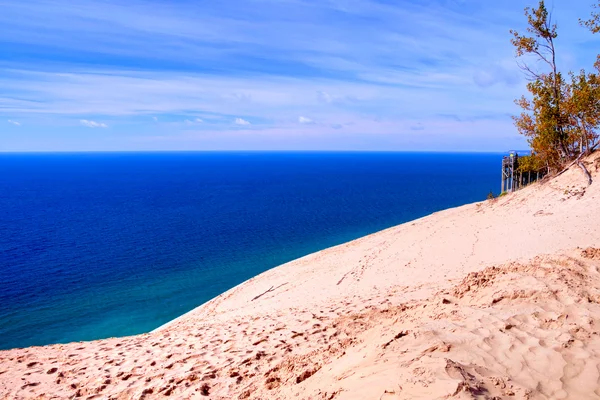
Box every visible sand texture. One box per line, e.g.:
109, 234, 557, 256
1, 152, 600, 400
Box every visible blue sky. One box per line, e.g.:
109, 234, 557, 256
1, 0, 599, 152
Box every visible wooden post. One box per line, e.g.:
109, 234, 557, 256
520, 171, 522, 190
510, 157, 514, 192
501, 162, 504, 194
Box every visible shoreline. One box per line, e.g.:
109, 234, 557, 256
152, 211, 439, 334
2, 151, 599, 399
0, 151, 502, 351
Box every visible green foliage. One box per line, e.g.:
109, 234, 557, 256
511, 1, 600, 171
510, 1, 557, 64
517, 154, 546, 172
581, 1, 600, 34
513, 73, 568, 169
566, 70, 600, 154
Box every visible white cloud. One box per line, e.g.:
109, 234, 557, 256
0, 0, 547, 151
8, 119, 21, 126
0, 70, 522, 130
80, 119, 108, 128
234, 117, 250, 125
317, 91, 333, 104
185, 118, 204, 125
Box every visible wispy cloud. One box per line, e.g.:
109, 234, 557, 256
80, 119, 108, 128
8, 120, 21, 126
1, 0, 597, 151
234, 117, 250, 126
317, 91, 334, 104
473, 61, 521, 88
184, 118, 204, 125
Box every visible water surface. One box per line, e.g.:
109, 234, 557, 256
0, 152, 500, 349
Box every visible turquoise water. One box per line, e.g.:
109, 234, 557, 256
0, 152, 500, 350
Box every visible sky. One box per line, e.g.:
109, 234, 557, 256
1, 0, 599, 152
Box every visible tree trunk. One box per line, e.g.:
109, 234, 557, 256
578, 161, 593, 186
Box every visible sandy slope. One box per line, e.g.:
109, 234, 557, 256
1, 152, 600, 400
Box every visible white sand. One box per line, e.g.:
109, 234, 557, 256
1, 152, 600, 399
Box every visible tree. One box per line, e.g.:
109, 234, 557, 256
581, 1, 600, 34
513, 73, 567, 169
517, 153, 545, 173
565, 70, 600, 154
510, 1, 559, 81
576, 1, 600, 154
511, 1, 571, 166
511, 1, 600, 177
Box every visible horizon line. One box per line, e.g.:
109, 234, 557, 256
0, 149, 529, 155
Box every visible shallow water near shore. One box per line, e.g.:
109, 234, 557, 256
0, 151, 500, 350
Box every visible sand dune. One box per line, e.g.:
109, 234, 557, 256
1, 152, 600, 400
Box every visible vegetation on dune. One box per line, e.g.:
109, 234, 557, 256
516, 153, 545, 173
511, 1, 600, 181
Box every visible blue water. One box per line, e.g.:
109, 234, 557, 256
0, 152, 500, 350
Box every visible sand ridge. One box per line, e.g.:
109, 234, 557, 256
3, 249, 600, 399
1, 152, 600, 399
